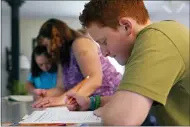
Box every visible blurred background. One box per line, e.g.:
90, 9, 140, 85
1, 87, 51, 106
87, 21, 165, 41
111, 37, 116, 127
1, 0, 189, 96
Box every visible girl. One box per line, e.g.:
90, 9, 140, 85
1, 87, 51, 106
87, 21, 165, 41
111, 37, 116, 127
26, 45, 57, 95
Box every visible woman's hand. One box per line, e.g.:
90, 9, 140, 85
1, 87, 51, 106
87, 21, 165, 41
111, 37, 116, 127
65, 92, 90, 111
32, 95, 67, 108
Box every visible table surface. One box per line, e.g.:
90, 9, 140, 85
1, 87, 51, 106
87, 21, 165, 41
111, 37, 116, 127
1, 99, 35, 124
1, 99, 102, 126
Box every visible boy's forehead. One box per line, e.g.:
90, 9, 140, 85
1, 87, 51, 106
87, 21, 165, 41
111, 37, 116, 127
87, 24, 105, 41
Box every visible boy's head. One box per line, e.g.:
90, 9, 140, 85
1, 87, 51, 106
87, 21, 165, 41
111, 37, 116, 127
79, 0, 150, 65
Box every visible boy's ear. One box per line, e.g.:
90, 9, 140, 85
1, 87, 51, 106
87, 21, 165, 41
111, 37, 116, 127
118, 17, 132, 36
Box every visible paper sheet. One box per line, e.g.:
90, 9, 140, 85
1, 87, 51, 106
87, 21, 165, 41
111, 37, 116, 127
45, 106, 69, 112
19, 107, 101, 124
7, 95, 33, 102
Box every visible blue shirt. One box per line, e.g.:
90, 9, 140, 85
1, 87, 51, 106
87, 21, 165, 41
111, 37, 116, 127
27, 72, 57, 89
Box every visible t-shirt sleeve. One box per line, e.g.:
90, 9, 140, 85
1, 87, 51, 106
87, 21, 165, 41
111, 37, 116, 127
27, 72, 34, 83
118, 29, 185, 105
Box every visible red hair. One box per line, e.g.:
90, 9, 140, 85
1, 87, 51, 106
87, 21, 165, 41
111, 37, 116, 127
79, 0, 150, 29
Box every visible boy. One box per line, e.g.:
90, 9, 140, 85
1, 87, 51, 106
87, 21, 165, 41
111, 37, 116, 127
66, 0, 189, 125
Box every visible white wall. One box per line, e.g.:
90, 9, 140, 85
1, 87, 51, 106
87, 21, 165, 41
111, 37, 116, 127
1, 2, 11, 96
150, 13, 189, 27
20, 17, 82, 60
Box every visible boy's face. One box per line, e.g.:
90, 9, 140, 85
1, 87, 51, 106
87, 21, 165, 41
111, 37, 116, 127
87, 22, 134, 65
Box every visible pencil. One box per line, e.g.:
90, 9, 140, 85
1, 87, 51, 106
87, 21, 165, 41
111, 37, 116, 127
67, 76, 89, 104
16, 123, 75, 126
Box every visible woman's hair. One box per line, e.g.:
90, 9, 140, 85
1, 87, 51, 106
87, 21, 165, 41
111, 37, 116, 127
31, 45, 57, 77
36, 18, 81, 66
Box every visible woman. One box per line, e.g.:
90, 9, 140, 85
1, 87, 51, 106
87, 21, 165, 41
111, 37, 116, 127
32, 18, 122, 108
26, 45, 57, 96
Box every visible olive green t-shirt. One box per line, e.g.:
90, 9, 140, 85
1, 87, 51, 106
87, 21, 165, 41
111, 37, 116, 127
119, 20, 189, 125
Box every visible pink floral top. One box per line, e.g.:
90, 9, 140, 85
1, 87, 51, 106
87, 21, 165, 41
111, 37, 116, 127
62, 45, 122, 96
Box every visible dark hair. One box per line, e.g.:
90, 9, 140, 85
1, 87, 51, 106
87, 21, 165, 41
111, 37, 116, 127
31, 45, 57, 77
79, 0, 149, 29
36, 18, 81, 66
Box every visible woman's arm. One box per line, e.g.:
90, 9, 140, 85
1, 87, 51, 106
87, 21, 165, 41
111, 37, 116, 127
68, 37, 103, 97
45, 64, 65, 97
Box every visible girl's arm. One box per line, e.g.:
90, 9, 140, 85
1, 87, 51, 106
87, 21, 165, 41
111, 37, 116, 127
26, 73, 36, 94
26, 82, 35, 94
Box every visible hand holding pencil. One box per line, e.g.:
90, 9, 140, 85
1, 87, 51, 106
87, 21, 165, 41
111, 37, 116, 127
65, 90, 91, 111
66, 76, 89, 105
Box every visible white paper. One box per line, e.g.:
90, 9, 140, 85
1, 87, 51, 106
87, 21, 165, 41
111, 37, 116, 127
8, 95, 33, 102
22, 114, 29, 120
19, 107, 102, 124
45, 106, 69, 112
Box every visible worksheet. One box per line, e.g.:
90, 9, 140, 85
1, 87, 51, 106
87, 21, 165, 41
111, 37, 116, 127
19, 107, 102, 124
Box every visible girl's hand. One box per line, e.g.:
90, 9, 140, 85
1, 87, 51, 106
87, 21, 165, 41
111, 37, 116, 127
32, 89, 47, 100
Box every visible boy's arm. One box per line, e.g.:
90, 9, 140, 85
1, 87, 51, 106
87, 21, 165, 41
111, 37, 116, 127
95, 91, 153, 125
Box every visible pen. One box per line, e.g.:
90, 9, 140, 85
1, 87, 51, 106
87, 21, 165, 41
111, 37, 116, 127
67, 76, 89, 104
10, 122, 19, 126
